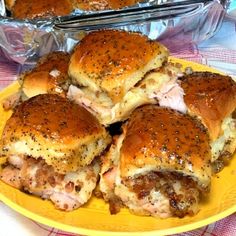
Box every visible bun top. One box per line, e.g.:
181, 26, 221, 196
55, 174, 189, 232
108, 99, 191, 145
12, 0, 73, 19
21, 52, 70, 99
13, 94, 102, 139
181, 72, 236, 140
69, 29, 168, 102
1, 94, 110, 173
34, 51, 70, 75
120, 105, 211, 190
74, 0, 140, 11
8, 0, 141, 18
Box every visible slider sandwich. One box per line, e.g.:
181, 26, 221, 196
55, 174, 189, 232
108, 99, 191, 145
180, 72, 236, 172
0, 94, 111, 211
68, 29, 185, 126
100, 105, 211, 218
20, 51, 71, 99
3, 51, 71, 110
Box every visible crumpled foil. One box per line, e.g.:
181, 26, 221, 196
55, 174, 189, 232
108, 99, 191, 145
0, 0, 234, 65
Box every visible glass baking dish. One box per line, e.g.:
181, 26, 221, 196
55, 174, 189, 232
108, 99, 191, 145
0, 0, 233, 64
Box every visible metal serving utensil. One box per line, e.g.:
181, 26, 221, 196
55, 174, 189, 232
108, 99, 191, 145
54, 0, 213, 31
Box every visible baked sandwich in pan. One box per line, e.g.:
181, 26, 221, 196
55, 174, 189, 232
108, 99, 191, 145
5, 0, 142, 19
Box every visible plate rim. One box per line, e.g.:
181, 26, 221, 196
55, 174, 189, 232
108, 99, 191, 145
0, 186, 235, 236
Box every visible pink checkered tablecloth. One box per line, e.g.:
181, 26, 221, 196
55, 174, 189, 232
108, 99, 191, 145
0, 15, 236, 236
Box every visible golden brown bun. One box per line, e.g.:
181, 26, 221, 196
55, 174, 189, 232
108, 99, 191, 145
120, 105, 212, 189
69, 29, 169, 103
0, 94, 111, 174
181, 72, 236, 141
21, 52, 71, 99
34, 51, 70, 75
5, 0, 15, 10
11, 0, 73, 19
73, 0, 140, 11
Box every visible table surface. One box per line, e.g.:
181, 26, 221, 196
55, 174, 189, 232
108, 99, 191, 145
0, 15, 236, 236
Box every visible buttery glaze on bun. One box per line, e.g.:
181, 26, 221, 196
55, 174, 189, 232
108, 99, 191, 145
7, 0, 141, 18
3, 52, 71, 111
68, 29, 186, 126
181, 72, 236, 140
21, 51, 71, 99
100, 105, 211, 218
73, 0, 141, 11
180, 72, 236, 169
5, 0, 15, 10
69, 29, 168, 102
1, 94, 111, 173
120, 106, 211, 185
11, 0, 73, 19
0, 94, 111, 211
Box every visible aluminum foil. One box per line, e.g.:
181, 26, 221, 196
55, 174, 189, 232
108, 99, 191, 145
0, 0, 234, 64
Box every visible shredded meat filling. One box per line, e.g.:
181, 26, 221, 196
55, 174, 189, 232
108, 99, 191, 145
124, 172, 204, 218
0, 155, 100, 211
108, 196, 123, 214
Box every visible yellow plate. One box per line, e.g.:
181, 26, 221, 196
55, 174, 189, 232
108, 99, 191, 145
0, 58, 235, 236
